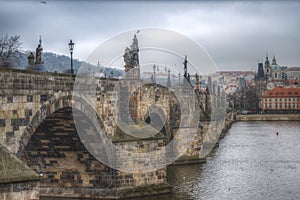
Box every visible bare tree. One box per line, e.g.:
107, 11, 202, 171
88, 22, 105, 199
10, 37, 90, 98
0, 34, 22, 67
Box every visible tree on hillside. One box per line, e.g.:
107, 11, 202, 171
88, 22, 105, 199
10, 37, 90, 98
245, 85, 259, 112
0, 34, 22, 67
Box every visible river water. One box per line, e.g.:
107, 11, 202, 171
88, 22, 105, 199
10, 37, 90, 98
164, 121, 300, 200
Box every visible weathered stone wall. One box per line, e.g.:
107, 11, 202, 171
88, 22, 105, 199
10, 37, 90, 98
22, 108, 115, 189
0, 181, 39, 200
114, 139, 167, 186
0, 68, 74, 154
0, 68, 119, 156
132, 84, 181, 138
22, 107, 170, 198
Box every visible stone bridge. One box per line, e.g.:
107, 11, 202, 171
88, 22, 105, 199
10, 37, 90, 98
0, 66, 231, 199
0, 67, 207, 199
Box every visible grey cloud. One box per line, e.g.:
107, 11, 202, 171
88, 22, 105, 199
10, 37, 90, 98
1, 1, 300, 70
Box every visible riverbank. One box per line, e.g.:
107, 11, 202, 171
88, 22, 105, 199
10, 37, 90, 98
236, 114, 300, 121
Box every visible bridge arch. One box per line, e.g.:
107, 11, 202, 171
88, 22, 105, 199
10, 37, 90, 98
16, 92, 107, 158
20, 106, 117, 191
16, 92, 73, 157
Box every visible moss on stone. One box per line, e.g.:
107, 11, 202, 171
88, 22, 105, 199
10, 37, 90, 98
0, 143, 39, 183
116, 183, 172, 198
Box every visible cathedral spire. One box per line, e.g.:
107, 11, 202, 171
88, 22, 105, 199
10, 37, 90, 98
265, 52, 270, 66
272, 54, 277, 65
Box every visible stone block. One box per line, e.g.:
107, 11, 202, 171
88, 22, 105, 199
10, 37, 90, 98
7, 96, 13, 103
0, 119, 5, 127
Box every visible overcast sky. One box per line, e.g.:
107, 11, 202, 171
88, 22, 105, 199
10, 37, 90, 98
1, 0, 300, 71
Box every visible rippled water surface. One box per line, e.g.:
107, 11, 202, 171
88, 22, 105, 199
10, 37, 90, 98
165, 121, 300, 200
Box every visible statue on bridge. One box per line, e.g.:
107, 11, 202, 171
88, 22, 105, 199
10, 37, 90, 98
123, 34, 140, 79
27, 51, 34, 66
35, 36, 44, 65
26, 36, 45, 71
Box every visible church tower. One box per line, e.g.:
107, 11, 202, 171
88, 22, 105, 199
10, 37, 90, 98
272, 54, 277, 65
264, 53, 270, 79
257, 62, 264, 78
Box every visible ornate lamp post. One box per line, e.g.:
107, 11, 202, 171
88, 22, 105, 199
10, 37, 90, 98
153, 64, 156, 83
68, 40, 75, 75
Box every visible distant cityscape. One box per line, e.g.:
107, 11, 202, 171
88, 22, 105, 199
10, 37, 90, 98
1, 36, 300, 114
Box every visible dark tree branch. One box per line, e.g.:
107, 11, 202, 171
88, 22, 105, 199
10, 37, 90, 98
0, 34, 22, 65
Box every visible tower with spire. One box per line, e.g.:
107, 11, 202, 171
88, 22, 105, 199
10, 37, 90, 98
272, 54, 277, 65
264, 53, 270, 79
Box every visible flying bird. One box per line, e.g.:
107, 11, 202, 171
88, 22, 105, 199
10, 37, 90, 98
40, 1, 47, 5
136, 30, 140, 34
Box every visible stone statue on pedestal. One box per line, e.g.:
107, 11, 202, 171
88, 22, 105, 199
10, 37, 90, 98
28, 51, 34, 66
35, 44, 43, 65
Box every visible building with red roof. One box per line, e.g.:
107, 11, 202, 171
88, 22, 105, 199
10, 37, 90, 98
262, 87, 300, 113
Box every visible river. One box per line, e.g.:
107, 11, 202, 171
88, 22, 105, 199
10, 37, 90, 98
163, 121, 300, 200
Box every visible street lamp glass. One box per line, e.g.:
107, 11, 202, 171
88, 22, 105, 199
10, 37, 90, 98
68, 40, 74, 53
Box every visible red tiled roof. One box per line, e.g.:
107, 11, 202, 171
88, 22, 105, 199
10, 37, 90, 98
262, 87, 300, 98
286, 67, 300, 72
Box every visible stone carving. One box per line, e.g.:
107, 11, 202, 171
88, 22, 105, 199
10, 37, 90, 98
35, 43, 43, 65
26, 37, 44, 71
123, 34, 139, 72
27, 51, 34, 65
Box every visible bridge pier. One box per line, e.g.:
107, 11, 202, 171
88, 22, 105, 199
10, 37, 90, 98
20, 107, 171, 199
